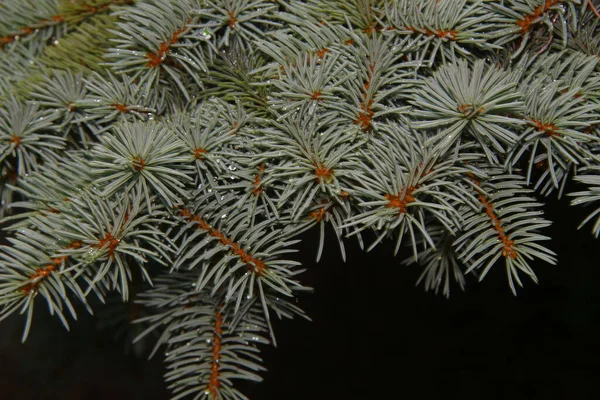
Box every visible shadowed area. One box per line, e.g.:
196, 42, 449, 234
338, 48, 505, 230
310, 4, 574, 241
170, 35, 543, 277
1, 190, 599, 400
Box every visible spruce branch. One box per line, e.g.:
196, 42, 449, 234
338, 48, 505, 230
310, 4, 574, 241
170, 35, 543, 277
106, 0, 210, 98
133, 271, 288, 400
198, 0, 280, 50
410, 59, 525, 163
489, 0, 582, 58
39, 189, 173, 301
505, 78, 600, 189
29, 70, 92, 146
174, 202, 308, 324
403, 228, 467, 298
76, 72, 160, 134
3, 152, 92, 224
0, 0, 133, 53
342, 133, 476, 258
0, 227, 90, 342
1, 1, 600, 398
197, 44, 271, 112
170, 104, 240, 190
266, 113, 365, 221
37, 12, 122, 74
0, 97, 64, 176
268, 51, 352, 118
588, 0, 600, 19
570, 165, 600, 236
384, 0, 500, 64
90, 121, 194, 208
454, 169, 556, 294
284, 195, 362, 262
0, 0, 63, 52
567, 10, 600, 58
213, 161, 283, 226
0, 42, 43, 104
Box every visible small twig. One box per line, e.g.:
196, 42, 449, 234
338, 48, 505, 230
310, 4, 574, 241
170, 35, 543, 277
589, 0, 600, 20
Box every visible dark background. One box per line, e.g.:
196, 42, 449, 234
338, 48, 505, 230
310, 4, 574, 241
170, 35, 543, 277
1, 191, 599, 400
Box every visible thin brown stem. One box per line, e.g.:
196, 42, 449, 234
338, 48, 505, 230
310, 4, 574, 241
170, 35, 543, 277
588, 0, 600, 20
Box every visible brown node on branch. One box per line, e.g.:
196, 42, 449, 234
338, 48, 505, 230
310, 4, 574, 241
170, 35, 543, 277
405, 26, 458, 40
429, 28, 458, 40
354, 99, 374, 131
466, 173, 518, 260
314, 164, 334, 183
111, 103, 128, 113
228, 11, 238, 28
131, 156, 146, 171
535, 158, 549, 170
252, 164, 265, 195
39, 206, 61, 217
0, 36, 15, 47
52, 241, 83, 266
194, 147, 207, 160
458, 104, 485, 119
516, 0, 561, 33
316, 48, 330, 58
145, 21, 190, 68
230, 121, 240, 134
584, 124, 597, 135
19, 265, 56, 294
560, 88, 584, 99
385, 187, 417, 214
531, 118, 559, 137
98, 232, 119, 257
207, 308, 223, 398
10, 134, 22, 148
354, 62, 376, 131
363, 22, 384, 35
309, 206, 327, 222
311, 91, 323, 101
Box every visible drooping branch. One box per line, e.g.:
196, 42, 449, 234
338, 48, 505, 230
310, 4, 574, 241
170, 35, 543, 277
179, 208, 268, 276
145, 20, 191, 68
19, 240, 83, 295
0, 0, 134, 51
467, 173, 517, 260
207, 307, 223, 399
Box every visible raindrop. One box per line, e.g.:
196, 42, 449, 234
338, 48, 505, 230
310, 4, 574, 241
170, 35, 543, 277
200, 29, 212, 40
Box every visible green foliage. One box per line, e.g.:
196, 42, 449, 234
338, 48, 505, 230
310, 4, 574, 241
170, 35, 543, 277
90, 121, 193, 206
0, 97, 64, 175
1, 0, 600, 399
411, 59, 525, 163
